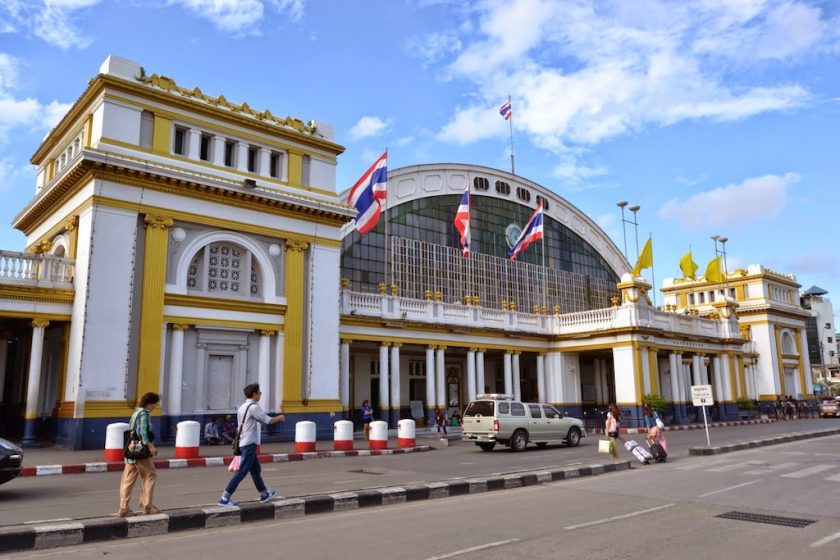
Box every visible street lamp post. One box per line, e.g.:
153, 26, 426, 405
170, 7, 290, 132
617, 201, 629, 259
629, 205, 641, 261
711, 235, 730, 295
617, 201, 641, 262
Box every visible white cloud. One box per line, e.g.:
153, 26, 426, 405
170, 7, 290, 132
407, 31, 463, 69
349, 116, 393, 140
394, 136, 414, 147
0, 0, 101, 49
659, 172, 800, 229
171, 0, 264, 33
430, 0, 833, 186
0, 53, 72, 141
0, 157, 32, 192
786, 255, 840, 276
270, 0, 304, 23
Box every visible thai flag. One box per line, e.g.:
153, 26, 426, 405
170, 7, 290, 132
347, 152, 387, 235
507, 202, 544, 260
499, 99, 512, 121
454, 187, 471, 257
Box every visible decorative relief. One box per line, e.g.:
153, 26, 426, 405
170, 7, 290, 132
144, 214, 174, 230
285, 240, 309, 253
31, 319, 50, 329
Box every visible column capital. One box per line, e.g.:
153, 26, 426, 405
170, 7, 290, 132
64, 215, 79, 232
391, 342, 402, 348
170, 323, 190, 332
285, 240, 309, 253
427, 345, 436, 351
381, 341, 391, 348
259, 329, 277, 337
144, 214, 174, 230
436, 345, 447, 351
505, 350, 513, 355
31, 319, 50, 329
468, 347, 478, 353
341, 338, 353, 345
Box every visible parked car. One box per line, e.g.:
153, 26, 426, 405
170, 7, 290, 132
819, 399, 840, 418
0, 438, 23, 485
461, 394, 586, 452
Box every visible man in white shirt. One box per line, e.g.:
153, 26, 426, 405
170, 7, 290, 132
218, 383, 285, 506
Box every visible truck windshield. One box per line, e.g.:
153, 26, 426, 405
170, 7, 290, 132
464, 401, 495, 417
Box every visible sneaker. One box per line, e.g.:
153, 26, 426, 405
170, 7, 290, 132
260, 490, 277, 503
217, 497, 238, 507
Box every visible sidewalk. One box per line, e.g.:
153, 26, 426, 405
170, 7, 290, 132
17, 427, 459, 477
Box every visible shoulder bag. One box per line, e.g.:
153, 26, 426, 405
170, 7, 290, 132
124, 410, 151, 460
231, 403, 255, 456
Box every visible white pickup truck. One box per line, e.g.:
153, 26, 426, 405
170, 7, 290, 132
461, 394, 586, 452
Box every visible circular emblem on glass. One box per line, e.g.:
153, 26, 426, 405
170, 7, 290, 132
505, 223, 522, 249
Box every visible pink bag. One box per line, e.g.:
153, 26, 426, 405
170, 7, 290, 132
227, 455, 241, 473
658, 435, 668, 454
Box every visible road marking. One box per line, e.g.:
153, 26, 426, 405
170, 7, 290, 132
823, 473, 840, 481
563, 503, 676, 530
743, 462, 800, 475
811, 531, 840, 548
707, 461, 765, 472
675, 459, 735, 470
23, 517, 72, 524
423, 539, 521, 560
697, 479, 762, 497
781, 465, 836, 479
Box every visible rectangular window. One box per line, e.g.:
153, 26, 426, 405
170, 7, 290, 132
301, 155, 311, 186
497, 402, 510, 415
200, 134, 212, 161
139, 110, 154, 150
247, 146, 258, 173
224, 141, 235, 167
269, 152, 282, 178
528, 404, 542, 418
510, 402, 526, 416
173, 126, 187, 155
542, 405, 561, 419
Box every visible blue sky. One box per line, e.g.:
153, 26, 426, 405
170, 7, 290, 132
1, 0, 839, 308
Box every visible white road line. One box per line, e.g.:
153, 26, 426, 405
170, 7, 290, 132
823, 473, 840, 482
675, 459, 735, 471
708, 461, 765, 473
743, 462, 801, 475
423, 539, 521, 560
811, 531, 840, 548
697, 480, 762, 497
563, 504, 676, 530
782, 465, 836, 479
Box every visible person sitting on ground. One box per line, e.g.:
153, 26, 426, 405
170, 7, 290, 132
204, 416, 222, 445
221, 415, 236, 444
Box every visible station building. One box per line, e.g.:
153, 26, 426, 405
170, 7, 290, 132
0, 56, 813, 449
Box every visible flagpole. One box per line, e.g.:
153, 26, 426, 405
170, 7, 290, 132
384, 148, 391, 292
649, 232, 656, 308
508, 95, 515, 175
468, 185, 473, 304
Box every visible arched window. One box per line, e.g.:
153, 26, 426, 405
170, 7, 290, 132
781, 331, 795, 354
187, 242, 261, 297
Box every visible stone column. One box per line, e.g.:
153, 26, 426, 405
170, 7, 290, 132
340, 339, 351, 412
425, 346, 436, 425
691, 354, 702, 386
503, 351, 513, 396
379, 343, 390, 425
435, 347, 446, 409
23, 319, 49, 446
640, 347, 651, 396
512, 352, 521, 401
669, 353, 681, 405
476, 350, 485, 396
712, 356, 723, 401
187, 129, 201, 160
258, 147, 271, 177
282, 240, 308, 409
258, 330, 275, 413
167, 323, 189, 417
235, 141, 248, 172
212, 135, 225, 166
466, 348, 477, 403
721, 355, 733, 402
390, 343, 401, 426
700, 356, 710, 386
537, 354, 546, 403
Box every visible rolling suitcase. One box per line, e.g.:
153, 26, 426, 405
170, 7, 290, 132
624, 439, 652, 464
647, 441, 667, 463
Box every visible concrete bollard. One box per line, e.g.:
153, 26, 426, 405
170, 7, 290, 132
333, 420, 354, 451
105, 422, 130, 462
369, 420, 388, 450
175, 420, 201, 458
295, 421, 317, 452
397, 419, 416, 448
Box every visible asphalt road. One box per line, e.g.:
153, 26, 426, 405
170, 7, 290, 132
0, 419, 836, 527
6, 434, 840, 559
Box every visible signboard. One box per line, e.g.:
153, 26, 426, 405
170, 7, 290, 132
691, 385, 714, 407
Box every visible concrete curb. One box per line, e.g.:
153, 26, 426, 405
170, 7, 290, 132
0, 460, 631, 553
590, 418, 777, 435
19, 445, 433, 478
688, 426, 840, 455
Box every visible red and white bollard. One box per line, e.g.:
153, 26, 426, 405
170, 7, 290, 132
105, 422, 130, 462
295, 421, 317, 452
397, 419, 416, 448
175, 420, 200, 458
369, 420, 388, 450
333, 420, 354, 451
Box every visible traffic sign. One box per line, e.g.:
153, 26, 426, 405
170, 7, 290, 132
691, 385, 714, 407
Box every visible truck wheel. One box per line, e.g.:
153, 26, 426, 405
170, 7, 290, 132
510, 429, 528, 452
478, 442, 496, 452
566, 427, 581, 447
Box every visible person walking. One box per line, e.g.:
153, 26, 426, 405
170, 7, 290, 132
117, 392, 161, 517
435, 407, 448, 438
218, 383, 284, 507
361, 399, 373, 440
605, 404, 621, 460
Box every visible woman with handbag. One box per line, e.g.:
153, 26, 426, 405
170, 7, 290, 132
117, 392, 161, 518
605, 404, 621, 460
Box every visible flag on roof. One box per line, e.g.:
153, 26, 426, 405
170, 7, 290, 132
347, 152, 387, 235
705, 256, 724, 283
454, 186, 471, 257
499, 99, 512, 121
507, 202, 543, 260
679, 250, 698, 280
631, 236, 653, 277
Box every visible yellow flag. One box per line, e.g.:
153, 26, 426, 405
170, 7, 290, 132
705, 256, 724, 283
680, 251, 698, 280
631, 236, 653, 276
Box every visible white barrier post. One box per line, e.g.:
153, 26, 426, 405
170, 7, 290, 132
105, 422, 130, 462
369, 420, 388, 450
175, 420, 200, 458
333, 420, 354, 451
397, 419, 416, 448
295, 421, 317, 452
